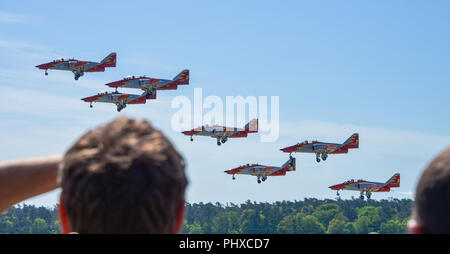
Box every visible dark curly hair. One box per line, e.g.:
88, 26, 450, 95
414, 146, 450, 234
59, 116, 188, 233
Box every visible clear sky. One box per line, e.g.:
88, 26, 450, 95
1, 0, 449, 207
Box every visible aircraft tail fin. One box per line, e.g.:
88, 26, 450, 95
282, 157, 296, 171
100, 52, 116, 67
244, 119, 258, 133
385, 173, 400, 188
343, 133, 359, 149
172, 69, 189, 85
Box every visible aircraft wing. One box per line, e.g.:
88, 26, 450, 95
366, 184, 384, 192
204, 127, 243, 138
329, 146, 349, 154
268, 168, 287, 176
313, 143, 339, 153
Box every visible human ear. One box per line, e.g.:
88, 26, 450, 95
407, 219, 424, 234
58, 193, 72, 234
172, 200, 186, 234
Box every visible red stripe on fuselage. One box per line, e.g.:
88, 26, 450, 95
81, 95, 101, 102
128, 96, 146, 104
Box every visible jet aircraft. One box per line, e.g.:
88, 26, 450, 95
81, 91, 147, 112
329, 173, 400, 200
105, 69, 189, 99
36, 52, 116, 80
224, 156, 296, 184
280, 133, 359, 162
182, 119, 258, 146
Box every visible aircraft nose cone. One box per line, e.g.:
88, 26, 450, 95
36, 63, 50, 69
106, 81, 119, 87
224, 169, 235, 174
280, 146, 293, 153
81, 95, 97, 102
329, 184, 342, 190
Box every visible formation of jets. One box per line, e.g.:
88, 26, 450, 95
226, 133, 360, 184
36, 53, 189, 112
221, 131, 399, 199
36, 52, 400, 200
81, 70, 190, 111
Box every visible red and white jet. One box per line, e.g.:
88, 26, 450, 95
182, 119, 258, 146
81, 91, 147, 112
225, 156, 296, 184
36, 52, 116, 80
105, 69, 189, 99
329, 173, 400, 200
280, 133, 359, 163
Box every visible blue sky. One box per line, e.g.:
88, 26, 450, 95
0, 1, 449, 207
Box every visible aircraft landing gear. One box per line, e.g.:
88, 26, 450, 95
216, 137, 221, 146
90, 103, 93, 108
45, 70, 48, 76
232, 175, 235, 180
144, 89, 155, 99
190, 136, 193, 142
257, 179, 261, 184
116, 103, 126, 112
257, 176, 262, 184
321, 153, 328, 161
366, 191, 372, 200
74, 71, 84, 80
316, 153, 321, 163
360, 191, 365, 200
221, 137, 228, 144
262, 176, 267, 182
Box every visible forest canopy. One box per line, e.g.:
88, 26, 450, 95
0, 198, 412, 234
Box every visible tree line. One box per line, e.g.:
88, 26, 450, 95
0, 198, 413, 234
0, 204, 60, 234
183, 198, 413, 234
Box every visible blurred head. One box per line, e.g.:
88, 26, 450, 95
408, 146, 450, 234
58, 116, 188, 234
